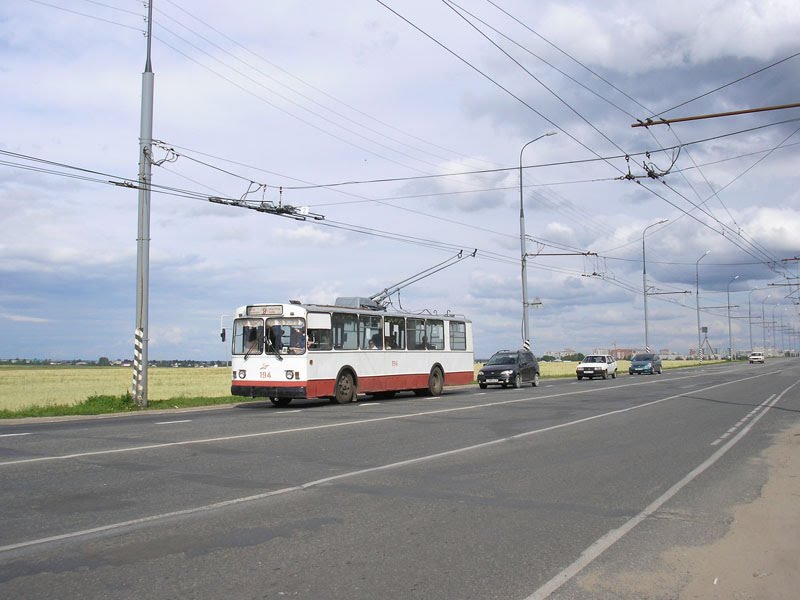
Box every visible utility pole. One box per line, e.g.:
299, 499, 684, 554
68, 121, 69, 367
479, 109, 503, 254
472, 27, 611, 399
133, 0, 154, 408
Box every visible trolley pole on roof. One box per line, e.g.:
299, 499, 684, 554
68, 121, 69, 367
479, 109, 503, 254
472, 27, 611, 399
133, 0, 155, 408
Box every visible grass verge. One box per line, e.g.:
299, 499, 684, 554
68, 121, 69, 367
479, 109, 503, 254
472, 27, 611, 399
0, 393, 246, 419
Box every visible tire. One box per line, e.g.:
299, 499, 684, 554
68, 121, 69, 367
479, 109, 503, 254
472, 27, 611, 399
416, 366, 444, 396
532, 372, 540, 387
512, 373, 522, 389
333, 371, 356, 404
428, 366, 444, 396
479, 383, 487, 389
602, 371, 608, 380
611, 372, 616, 379
577, 375, 583, 380
270, 397, 292, 407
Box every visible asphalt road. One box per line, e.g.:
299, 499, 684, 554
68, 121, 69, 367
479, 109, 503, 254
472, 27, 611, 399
1, 360, 798, 599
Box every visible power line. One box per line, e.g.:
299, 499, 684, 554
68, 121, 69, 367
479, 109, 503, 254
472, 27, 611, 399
647, 51, 800, 120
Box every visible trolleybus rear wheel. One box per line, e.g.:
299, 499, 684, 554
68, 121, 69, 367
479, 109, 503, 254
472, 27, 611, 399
270, 397, 292, 407
428, 366, 444, 396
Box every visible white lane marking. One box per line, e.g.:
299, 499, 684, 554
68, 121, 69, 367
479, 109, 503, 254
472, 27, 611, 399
711, 395, 775, 446
1, 375, 793, 556
0, 433, 32, 438
358, 403, 380, 407
523, 380, 798, 600
154, 420, 192, 425
0, 370, 778, 468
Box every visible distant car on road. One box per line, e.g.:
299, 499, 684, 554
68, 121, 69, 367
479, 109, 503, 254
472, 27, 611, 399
748, 351, 765, 364
477, 349, 540, 389
629, 353, 662, 375
576, 355, 617, 380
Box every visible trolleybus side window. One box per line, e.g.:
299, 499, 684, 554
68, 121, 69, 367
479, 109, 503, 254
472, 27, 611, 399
407, 318, 426, 349
425, 319, 444, 350
332, 313, 358, 350
233, 318, 264, 355
360, 314, 383, 349
307, 312, 332, 351
449, 321, 467, 351
384, 316, 405, 349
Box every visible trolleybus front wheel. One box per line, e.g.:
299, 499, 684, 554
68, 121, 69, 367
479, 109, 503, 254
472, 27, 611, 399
270, 397, 292, 407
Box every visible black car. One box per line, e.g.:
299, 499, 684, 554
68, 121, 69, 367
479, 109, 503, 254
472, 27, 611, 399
477, 349, 540, 389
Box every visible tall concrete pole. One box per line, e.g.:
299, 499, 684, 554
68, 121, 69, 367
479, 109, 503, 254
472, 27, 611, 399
695, 251, 709, 360
727, 275, 739, 360
642, 219, 668, 352
133, 0, 154, 408
518, 132, 556, 350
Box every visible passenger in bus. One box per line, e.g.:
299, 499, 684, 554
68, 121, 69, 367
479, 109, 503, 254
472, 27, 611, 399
370, 333, 383, 349
384, 336, 395, 349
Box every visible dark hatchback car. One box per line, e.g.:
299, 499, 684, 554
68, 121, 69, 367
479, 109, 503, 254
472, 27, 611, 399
477, 349, 540, 389
628, 353, 663, 375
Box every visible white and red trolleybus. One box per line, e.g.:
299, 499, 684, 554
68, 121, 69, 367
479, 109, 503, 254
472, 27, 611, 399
228, 298, 474, 405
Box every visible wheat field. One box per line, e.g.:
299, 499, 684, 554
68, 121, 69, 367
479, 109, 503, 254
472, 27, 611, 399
0, 366, 231, 411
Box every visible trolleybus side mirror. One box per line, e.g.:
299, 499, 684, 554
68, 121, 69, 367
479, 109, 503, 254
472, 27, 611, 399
220, 328, 226, 342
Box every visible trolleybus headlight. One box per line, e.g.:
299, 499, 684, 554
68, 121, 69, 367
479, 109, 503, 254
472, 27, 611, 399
238, 369, 246, 379
285, 370, 294, 380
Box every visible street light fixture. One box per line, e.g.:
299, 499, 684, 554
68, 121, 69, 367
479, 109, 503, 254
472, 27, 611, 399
727, 275, 739, 360
519, 131, 557, 349
695, 251, 710, 360
642, 219, 669, 351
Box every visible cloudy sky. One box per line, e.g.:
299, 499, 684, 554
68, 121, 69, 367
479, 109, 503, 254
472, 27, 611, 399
2, 0, 799, 362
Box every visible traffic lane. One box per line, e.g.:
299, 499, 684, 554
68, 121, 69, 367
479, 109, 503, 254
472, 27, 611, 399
0, 368, 782, 546
0, 365, 766, 484
2, 373, 795, 599
0, 362, 762, 462
545, 375, 800, 599
0, 368, 787, 556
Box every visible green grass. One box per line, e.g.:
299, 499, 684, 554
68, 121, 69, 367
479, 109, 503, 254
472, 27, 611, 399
0, 393, 251, 419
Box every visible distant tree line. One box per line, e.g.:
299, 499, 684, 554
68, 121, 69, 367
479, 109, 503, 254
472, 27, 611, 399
1, 358, 228, 368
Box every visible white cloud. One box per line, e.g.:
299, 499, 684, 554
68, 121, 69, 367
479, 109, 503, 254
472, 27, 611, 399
1, 0, 798, 360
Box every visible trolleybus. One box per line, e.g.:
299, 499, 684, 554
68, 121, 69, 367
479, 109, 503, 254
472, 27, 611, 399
227, 298, 473, 405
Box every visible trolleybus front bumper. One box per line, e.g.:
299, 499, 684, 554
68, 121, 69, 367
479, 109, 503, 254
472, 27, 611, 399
231, 384, 307, 399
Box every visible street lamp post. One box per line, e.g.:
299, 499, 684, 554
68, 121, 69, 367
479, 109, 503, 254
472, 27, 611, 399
519, 131, 556, 348
642, 219, 669, 352
747, 288, 761, 353
695, 251, 710, 360
771, 305, 781, 352
727, 275, 739, 360
761, 295, 771, 354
